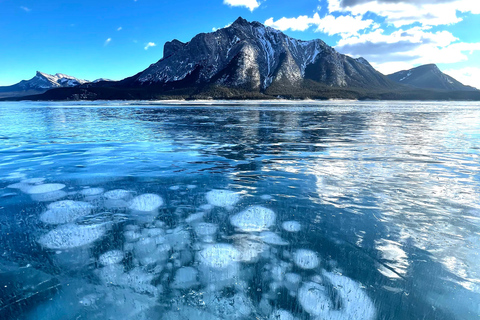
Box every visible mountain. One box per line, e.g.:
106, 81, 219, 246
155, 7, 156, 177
5, 18, 480, 101
387, 64, 477, 92
0, 72, 88, 98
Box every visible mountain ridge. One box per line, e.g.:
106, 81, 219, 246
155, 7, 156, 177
0, 72, 89, 98
387, 64, 477, 92
3, 17, 479, 101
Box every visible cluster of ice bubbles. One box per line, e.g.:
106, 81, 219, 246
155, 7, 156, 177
7, 181, 376, 320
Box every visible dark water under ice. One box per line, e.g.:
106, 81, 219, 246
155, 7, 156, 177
0, 101, 479, 320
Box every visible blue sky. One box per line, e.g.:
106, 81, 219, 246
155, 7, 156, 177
1, 0, 479, 88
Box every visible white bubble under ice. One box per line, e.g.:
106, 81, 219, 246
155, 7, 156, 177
269, 310, 297, 320
282, 221, 301, 232
171, 267, 199, 289
259, 232, 289, 246
197, 243, 241, 289
80, 188, 104, 196
322, 270, 377, 320
293, 249, 320, 269
99, 250, 124, 266
38, 223, 107, 250
230, 206, 276, 232
129, 193, 163, 212
26, 183, 66, 194
298, 281, 333, 317
104, 189, 131, 200
205, 189, 241, 208
40, 200, 94, 225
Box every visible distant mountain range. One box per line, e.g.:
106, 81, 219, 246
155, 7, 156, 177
0, 72, 90, 98
1, 17, 479, 101
387, 64, 477, 92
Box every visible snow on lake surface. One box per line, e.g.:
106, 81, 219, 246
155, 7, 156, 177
0, 101, 479, 319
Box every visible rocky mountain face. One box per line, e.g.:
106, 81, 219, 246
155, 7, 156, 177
387, 64, 477, 91
133, 17, 395, 93
0, 72, 88, 98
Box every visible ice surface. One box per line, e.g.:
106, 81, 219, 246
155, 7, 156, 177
282, 221, 301, 232
293, 249, 319, 269
40, 200, 94, 225
206, 189, 241, 208
230, 206, 276, 232
38, 223, 107, 250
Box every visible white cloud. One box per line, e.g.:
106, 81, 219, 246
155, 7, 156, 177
20, 6, 31, 12
212, 22, 232, 32
265, 13, 373, 36
444, 67, 480, 89
223, 0, 260, 12
104, 38, 112, 46
335, 26, 480, 75
328, 0, 479, 27
117, 27, 122, 31
144, 42, 156, 50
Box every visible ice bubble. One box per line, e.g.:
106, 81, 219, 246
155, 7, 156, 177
298, 281, 333, 317
259, 232, 289, 246
31, 190, 67, 202
169, 185, 180, 191
187, 185, 197, 189
282, 221, 301, 232
322, 271, 376, 320
165, 226, 191, 251
203, 291, 253, 319
171, 267, 199, 289
185, 212, 205, 224
261, 194, 273, 200
269, 310, 297, 320
205, 189, 241, 208
7, 182, 33, 193
40, 200, 94, 225
199, 204, 214, 211
38, 223, 107, 250
197, 244, 241, 288
194, 222, 218, 243
230, 206, 276, 232
231, 234, 269, 263
124, 230, 142, 242
80, 187, 104, 196
293, 249, 320, 269
25, 183, 65, 194
284, 273, 302, 292
99, 250, 124, 266
129, 193, 163, 212
104, 189, 131, 200
98, 264, 125, 285
133, 238, 170, 266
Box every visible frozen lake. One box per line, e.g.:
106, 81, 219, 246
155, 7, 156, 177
0, 101, 479, 319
